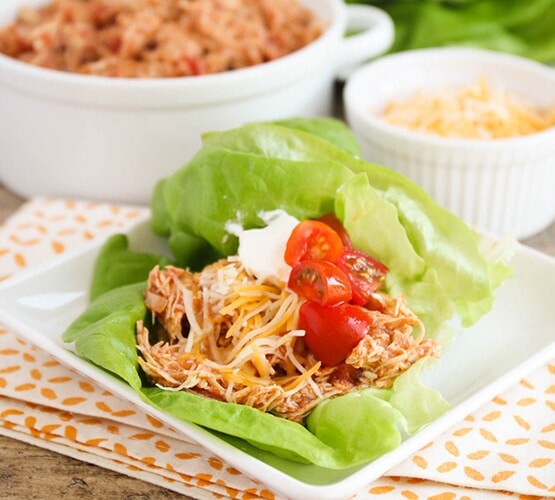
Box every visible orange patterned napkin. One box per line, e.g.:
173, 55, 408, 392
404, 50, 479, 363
0, 198, 554, 499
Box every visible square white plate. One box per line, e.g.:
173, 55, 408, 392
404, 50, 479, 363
1, 219, 554, 499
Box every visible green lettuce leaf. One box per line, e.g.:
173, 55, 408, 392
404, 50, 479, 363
306, 388, 404, 464
334, 174, 456, 334
168, 229, 223, 271
335, 173, 425, 280
347, 160, 512, 327
347, 0, 555, 64
143, 387, 349, 467
389, 359, 451, 435
267, 117, 362, 156
62, 283, 146, 390
151, 179, 172, 236
90, 234, 171, 300
154, 140, 353, 257
154, 122, 511, 332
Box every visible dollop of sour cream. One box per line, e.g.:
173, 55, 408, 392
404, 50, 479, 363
229, 210, 299, 284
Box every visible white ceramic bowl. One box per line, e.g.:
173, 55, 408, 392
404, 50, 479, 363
0, 0, 393, 204
344, 48, 555, 239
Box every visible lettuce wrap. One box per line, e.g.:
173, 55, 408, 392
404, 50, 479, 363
63, 118, 511, 470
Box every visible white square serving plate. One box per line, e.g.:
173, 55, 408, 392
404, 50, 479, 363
0, 219, 554, 500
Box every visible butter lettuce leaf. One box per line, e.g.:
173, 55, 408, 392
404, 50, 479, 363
349, 160, 513, 326
154, 121, 511, 332
268, 117, 362, 157
389, 359, 451, 435
347, 0, 555, 64
62, 282, 146, 391
154, 141, 353, 257
145, 382, 423, 469
90, 234, 170, 300
306, 388, 404, 464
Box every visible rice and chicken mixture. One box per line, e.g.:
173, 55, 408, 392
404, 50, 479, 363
137, 259, 438, 422
0, 0, 323, 77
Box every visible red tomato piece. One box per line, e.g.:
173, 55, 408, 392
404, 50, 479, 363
288, 260, 352, 306
284, 220, 344, 267
318, 213, 352, 248
336, 249, 389, 306
299, 302, 370, 366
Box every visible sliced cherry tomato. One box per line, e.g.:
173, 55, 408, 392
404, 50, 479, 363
336, 249, 389, 306
299, 302, 370, 366
318, 213, 352, 248
288, 260, 352, 306
284, 220, 344, 267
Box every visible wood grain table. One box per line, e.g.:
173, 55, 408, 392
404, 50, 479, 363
1, 183, 555, 500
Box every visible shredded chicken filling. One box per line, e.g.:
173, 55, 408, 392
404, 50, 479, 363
137, 259, 438, 422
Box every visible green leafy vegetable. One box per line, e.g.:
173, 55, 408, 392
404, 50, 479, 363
63, 283, 146, 390
344, 160, 505, 327
306, 389, 404, 464
153, 120, 511, 333
144, 387, 407, 468
268, 117, 362, 156
154, 138, 353, 258
389, 359, 452, 435
90, 234, 170, 300
347, 0, 555, 63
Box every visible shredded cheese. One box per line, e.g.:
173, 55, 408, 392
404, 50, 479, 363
223, 290, 298, 363
163, 260, 320, 402
283, 362, 321, 392
221, 279, 321, 402
221, 369, 271, 387
174, 278, 203, 353
285, 343, 323, 399
140, 258, 380, 421
380, 77, 555, 139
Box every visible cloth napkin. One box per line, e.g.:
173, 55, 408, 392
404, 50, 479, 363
0, 198, 553, 499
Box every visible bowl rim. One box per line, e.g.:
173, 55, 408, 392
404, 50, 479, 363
344, 47, 555, 150
0, 0, 343, 94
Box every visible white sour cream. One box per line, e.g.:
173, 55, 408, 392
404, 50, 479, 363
233, 210, 299, 283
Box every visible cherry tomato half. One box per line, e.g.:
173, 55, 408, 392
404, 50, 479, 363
284, 220, 344, 267
318, 213, 352, 248
288, 260, 352, 306
336, 249, 389, 306
299, 302, 370, 366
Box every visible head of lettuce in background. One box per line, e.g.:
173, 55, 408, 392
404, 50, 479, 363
63, 118, 512, 472
347, 0, 555, 64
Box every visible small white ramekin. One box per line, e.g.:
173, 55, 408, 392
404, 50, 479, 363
344, 48, 555, 239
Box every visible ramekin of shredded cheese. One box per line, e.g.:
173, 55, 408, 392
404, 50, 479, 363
380, 77, 555, 140
344, 48, 555, 239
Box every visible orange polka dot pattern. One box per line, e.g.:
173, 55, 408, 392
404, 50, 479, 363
0, 198, 554, 500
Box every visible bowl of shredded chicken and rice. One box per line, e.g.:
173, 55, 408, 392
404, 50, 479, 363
0, 0, 393, 203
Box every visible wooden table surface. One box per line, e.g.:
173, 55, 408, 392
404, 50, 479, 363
1, 183, 555, 500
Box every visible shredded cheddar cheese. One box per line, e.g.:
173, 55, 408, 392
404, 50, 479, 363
140, 261, 326, 412
380, 77, 555, 139
283, 362, 321, 392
